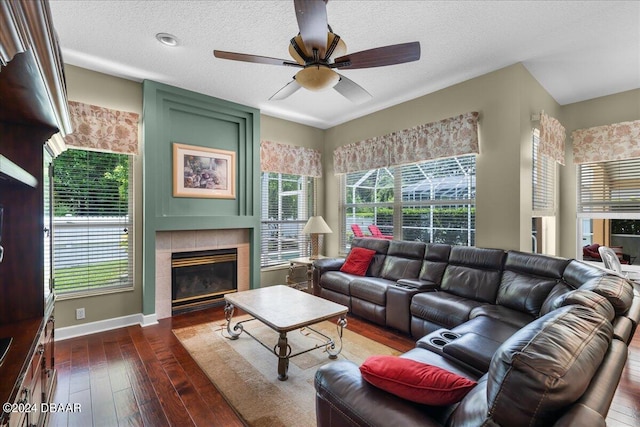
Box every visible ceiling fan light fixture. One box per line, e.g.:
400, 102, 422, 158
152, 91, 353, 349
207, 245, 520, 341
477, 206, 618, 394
295, 66, 339, 91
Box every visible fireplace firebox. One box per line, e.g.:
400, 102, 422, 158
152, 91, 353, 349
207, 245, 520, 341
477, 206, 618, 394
171, 248, 237, 314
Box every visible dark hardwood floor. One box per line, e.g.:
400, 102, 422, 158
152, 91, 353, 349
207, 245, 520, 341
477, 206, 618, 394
50, 304, 639, 426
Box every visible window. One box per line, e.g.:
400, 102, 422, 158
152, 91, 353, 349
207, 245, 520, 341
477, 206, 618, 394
532, 128, 557, 253
341, 155, 476, 252
532, 129, 555, 216
53, 149, 134, 295
578, 158, 640, 264
260, 172, 314, 267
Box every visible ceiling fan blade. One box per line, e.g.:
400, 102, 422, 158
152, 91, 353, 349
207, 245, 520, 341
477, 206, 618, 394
214, 50, 301, 67
269, 79, 302, 101
333, 74, 372, 104
333, 41, 421, 69
294, 0, 328, 59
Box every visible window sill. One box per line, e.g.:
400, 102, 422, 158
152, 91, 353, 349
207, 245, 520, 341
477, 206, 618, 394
55, 285, 135, 301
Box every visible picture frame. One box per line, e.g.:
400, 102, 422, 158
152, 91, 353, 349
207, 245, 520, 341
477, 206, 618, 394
173, 142, 236, 199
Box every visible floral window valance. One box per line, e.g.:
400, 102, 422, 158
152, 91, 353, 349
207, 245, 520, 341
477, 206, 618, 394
539, 112, 566, 165
64, 101, 140, 155
334, 112, 479, 174
260, 140, 322, 177
572, 119, 640, 164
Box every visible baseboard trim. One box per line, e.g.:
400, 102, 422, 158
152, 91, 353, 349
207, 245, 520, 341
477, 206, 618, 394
55, 313, 153, 341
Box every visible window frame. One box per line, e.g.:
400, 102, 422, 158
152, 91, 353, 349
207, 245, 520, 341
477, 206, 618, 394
340, 155, 476, 254
260, 172, 315, 268
53, 148, 135, 298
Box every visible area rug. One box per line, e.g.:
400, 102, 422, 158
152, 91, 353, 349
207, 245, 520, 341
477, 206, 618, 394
173, 316, 400, 427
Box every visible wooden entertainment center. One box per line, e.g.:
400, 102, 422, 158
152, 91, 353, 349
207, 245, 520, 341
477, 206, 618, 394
0, 1, 71, 426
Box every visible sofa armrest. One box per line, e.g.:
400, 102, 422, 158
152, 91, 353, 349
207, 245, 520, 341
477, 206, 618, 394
312, 258, 346, 296
314, 360, 445, 427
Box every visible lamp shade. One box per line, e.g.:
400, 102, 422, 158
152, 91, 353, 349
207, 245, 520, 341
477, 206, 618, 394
303, 216, 333, 234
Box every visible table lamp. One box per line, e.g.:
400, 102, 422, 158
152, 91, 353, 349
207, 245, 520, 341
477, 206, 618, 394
303, 216, 332, 259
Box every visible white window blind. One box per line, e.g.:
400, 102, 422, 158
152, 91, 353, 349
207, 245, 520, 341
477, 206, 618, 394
341, 155, 476, 252
532, 128, 556, 216
260, 172, 313, 267
578, 158, 640, 216
53, 149, 134, 295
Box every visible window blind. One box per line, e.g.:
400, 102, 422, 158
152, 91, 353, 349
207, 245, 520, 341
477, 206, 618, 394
532, 129, 556, 216
341, 155, 476, 252
260, 172, 313, 267
53, 149, 134, 295
578, 158, 640, 216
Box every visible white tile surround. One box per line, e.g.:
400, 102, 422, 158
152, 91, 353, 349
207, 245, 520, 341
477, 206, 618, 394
155, 229, 251, 319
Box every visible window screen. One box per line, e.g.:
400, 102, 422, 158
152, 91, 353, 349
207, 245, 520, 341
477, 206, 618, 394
260, 172, 313, 267
53, 149, 134, 295
341, 155, 476, 252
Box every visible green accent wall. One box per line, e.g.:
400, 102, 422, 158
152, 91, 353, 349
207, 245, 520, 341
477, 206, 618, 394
142, 81, 261, 316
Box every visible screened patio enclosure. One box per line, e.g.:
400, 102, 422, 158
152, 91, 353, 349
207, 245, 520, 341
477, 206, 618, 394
342, 156, 476, 249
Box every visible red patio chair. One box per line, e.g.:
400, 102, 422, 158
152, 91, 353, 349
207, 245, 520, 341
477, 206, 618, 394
351, 224, 366, 237
368, 224, 393, 240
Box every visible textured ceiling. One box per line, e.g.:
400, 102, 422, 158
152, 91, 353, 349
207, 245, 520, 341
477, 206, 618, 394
49, 0, 640, 129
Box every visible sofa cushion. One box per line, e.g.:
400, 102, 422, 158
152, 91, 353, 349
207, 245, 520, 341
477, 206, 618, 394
340, 247, 377, 276
469, 304, 535, 329
359, 355, 477, 405
418, 243, 451, 284
496, 270, 557, 317
411, 292, 485, 329
483, 305, 612, 426
539, 282, 573, 316
320, 271, 354, 295
380, 241, 425, 281
350, 277, 395, 305
451, 316, 521, 343
549, 289, 616, 322
563, 260, 607, 289
440, 247, 505, 303
579, 275, 634, 315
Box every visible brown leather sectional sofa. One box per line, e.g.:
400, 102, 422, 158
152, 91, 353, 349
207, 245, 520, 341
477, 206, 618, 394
312, 238, 639, 426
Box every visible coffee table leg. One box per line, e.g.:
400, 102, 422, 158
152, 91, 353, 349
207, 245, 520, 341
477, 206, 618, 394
224, 302, 242, 340
277, 332, 290, 381
327, 316, 348, 359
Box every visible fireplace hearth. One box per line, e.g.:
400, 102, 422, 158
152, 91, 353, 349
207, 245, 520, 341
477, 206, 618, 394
171, 248, 237, 314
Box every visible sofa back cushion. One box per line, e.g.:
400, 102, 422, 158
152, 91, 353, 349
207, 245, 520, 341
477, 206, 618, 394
549, 289, 616, 321
440, 247, 505, 303
450, 305, 612, 426
578, 275, 634, 315
563, 260, 607, 289
418, 243, 451, 284
380, 241, 426, 281
351, 238, 390, 277
496, 251, 569, 316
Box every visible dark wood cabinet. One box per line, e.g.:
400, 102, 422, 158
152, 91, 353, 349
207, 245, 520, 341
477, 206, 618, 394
0, 1, 71, 425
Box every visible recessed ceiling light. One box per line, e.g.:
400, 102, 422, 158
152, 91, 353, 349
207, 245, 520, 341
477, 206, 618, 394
156, 33, 179, 47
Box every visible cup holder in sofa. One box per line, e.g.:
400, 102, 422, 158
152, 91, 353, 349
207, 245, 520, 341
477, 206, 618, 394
429, 337, 448, 347
417, 328, 461, 353
441, 331, 460, 341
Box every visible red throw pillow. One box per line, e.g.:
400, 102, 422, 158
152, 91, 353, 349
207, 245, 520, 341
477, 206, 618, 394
359, 355, 477, 406
340, 247, 377, 276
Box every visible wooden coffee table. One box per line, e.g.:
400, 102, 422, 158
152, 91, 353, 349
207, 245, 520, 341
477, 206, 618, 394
223, 285, 348, 381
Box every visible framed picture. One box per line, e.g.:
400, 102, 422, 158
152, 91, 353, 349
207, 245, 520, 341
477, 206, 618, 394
173, 142, 236, 199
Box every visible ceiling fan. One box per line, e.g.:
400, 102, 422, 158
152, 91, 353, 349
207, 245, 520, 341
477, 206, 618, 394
213, 0, 420, 103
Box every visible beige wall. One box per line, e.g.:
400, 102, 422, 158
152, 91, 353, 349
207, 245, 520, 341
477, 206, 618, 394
255, 115, 326, 286
322, 63, 561, 256
558, 89, 640, 258
55, 65, 144, 327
